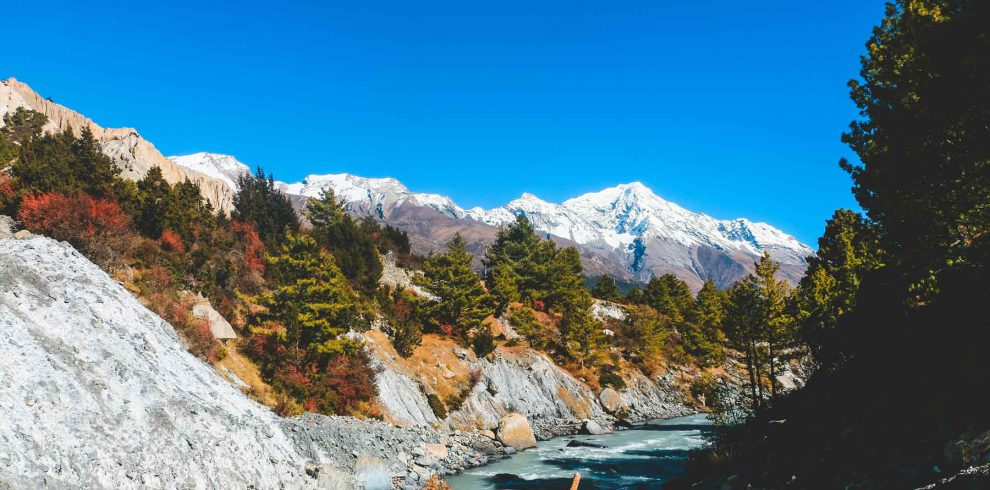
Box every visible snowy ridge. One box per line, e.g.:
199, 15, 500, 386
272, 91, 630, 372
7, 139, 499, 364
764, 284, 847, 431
467, 182, 813, 264
168, 153, 465, 219
169, 153, 812, 280
279, 173, 465, 219
168, 152, 252, 189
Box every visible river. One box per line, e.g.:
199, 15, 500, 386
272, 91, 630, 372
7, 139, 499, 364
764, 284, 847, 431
446, 414, 713, 489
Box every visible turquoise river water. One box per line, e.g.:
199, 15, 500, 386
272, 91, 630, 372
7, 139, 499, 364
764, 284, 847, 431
447, 414, 713, 489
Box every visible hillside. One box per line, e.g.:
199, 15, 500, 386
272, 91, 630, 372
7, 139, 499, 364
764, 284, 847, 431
0, 221, 501, 489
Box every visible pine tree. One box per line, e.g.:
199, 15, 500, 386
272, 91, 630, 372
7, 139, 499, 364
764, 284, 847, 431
487, 261, 520, 316
621, 305, 668, 368
415, 234, 493, 336
72, 127, 120, 198
506, 304, 556, 350
306, 189, 382, 292
135, 167, 170, 238
796, 209, 884, 364
252, 233, 364, 362
385, 290, 424, 357
559, 291, 601, 367
753, 252, 793, 399
642, 273, 694, 323
723, 277, 767, 411
233, 167, 299, 246
1, 108, 47, 143
483, 214, 553, 305
591, 274, 621, 301
545, 246, 588, 311
685, 280, 728, 365
841, 0, 990, 288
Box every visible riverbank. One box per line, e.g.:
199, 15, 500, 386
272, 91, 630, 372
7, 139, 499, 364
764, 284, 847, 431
446, 414, 713, 489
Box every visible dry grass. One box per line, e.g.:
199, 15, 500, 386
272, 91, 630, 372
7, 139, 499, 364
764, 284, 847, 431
215, 342, 278, 408
365, 329, 478, 417
556, 385, 593, 419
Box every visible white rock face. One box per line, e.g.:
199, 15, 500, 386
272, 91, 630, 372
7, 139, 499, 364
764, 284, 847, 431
372, 359, 440, 427
446, 349, 606, 436
0, 234, 305, 488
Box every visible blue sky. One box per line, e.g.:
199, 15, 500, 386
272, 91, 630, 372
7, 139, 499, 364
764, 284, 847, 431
2, 1, 886, 245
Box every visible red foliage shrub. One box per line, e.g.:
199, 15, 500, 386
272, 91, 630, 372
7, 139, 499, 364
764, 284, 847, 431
0, 173, 13, 198
159, 228, 185, 253
19, 192, 130, 240
147, 294, 225, 363
18, 192, 132, 266
439, 324, 456, 337
263, 352, 378, 416
532, 299, 546, 311
147, 265, 172, 290
0, 174, 14, 214
231, 220, 266, 273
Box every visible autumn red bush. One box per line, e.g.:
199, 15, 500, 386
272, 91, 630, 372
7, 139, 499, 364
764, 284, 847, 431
19, 192, 129, 239
18, 192, 132, 266
159, 228, 185, 253
282, 353, 378, 415
231, 220, 266, 273
0, 174, 12, 196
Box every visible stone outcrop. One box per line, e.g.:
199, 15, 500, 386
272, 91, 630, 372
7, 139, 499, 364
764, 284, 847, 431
599, 387, 627, 415
186, 292, 237, 340
447, 347, 611, 439
617, 369, 696, 421
0, 215, 12, 238
0, 78, 235, 212
496, 413, 537, 449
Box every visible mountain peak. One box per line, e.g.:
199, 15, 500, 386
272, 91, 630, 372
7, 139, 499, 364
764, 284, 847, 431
168, 153, 251, 189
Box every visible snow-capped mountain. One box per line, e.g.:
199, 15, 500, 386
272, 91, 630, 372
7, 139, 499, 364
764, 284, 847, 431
168, 153, 465, 220
168, 152, 252, 190
169, 152, 812, 288
467, 182, 812, 267
279, 173, 466, 220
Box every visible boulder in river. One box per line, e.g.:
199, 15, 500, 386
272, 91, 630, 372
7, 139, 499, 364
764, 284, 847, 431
581, 419, 610, 435
567, 440, 607, 448
497, 413, 537, 449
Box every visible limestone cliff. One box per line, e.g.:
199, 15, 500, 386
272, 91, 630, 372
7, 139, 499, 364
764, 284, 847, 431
0, 78, 235, 212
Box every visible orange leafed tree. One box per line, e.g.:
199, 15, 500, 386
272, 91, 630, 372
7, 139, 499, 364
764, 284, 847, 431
18, 192, 132, 265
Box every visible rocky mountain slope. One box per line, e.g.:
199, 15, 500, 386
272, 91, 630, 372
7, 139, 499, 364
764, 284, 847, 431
171, 152, 812, 288
0, 220, 500, 489
0, 78, 235, 212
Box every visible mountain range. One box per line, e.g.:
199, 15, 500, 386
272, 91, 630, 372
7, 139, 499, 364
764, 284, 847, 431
167, 152, 813, 289
1, 77, 811, 289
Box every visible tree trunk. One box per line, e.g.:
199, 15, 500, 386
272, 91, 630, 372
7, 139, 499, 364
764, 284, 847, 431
768, 337, 777, 400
